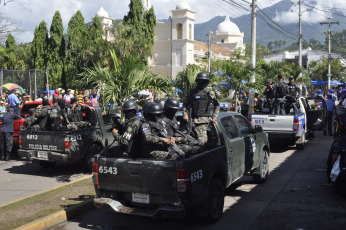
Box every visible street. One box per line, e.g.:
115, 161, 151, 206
0, 158, 89, 206
52, 132, 346, 230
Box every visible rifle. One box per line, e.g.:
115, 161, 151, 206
158, 123, 185, 159
187, 107, 194, 137
165, 118, 200, 146
111, 115, 123, 134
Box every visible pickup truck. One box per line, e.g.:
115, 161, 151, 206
0, 101, 44, 152
249, 97, 327, 149
92, 112, 270, 223
18, 107, 114, 170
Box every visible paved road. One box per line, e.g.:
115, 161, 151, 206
0, 158, 89, 205
53, 132, 346, 230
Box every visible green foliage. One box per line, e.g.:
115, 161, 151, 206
3, 34, 16, 69
80, 50, 172, 111
245, 42, 269, 61
31, 21, 49, 69
174, 64, 203, 100
309, 57, 346, 81
48, 11, 64, 88
331, 29, 346, 59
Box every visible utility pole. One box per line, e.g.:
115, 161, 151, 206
298, 0, 302, 68
320, 18, 339, 89
207, 28, 212, 73
248, 0, 257, 116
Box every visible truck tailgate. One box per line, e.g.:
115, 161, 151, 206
20, 131, 66, 153
96, 157, 178, 196
250, 114, 294, 132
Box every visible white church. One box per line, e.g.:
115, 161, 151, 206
94, 0, 245, 78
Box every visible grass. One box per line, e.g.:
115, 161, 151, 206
0, 178, 96, 230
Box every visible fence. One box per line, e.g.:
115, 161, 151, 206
0, 69, 47, 99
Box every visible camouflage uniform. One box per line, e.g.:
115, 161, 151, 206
67, 105, 91, 130
24, 116, 38, 130
183, 86, 220, 145
35, 105, 51, 130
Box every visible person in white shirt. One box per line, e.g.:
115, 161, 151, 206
64, 89, 74, 102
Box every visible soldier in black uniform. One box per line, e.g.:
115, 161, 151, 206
262, 78, 274, 112
141, 103, 182, 159
272, 73, 289, 115
50, 97, 68, 131
108, 100, 142, 158
285, 76, 301, 114
183, 72, 220, 145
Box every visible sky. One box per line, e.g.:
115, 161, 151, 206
1, 0, 345, 44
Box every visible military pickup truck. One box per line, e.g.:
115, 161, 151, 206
18, 107, 114, 170
249, 97, 327, 149
92, 112, 270, 223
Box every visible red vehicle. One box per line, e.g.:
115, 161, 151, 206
0, 101, 43, 151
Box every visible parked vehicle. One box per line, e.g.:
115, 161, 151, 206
249, 97, 327, 149
92, 112, 270, 223
17, 107, 114, 170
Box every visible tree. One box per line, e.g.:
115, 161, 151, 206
3, 33, 16, 69
48, 11, 64, 88
31, 21, 49, 69
175, 64, 202, 101
66, 10, 87, 88
309, 57, 346, 81
80, 50, 171, 113
245, 42, 269, 61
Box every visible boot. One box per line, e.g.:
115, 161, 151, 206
5, 151, 11, 161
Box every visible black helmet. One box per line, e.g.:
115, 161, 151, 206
142, 102, 152, 114
195, 72, 210, 82
154, 99, 165, 109
42, 98, 50, 106
123, 100, 138, 112
148, 103, 163, 114
164, 98, 179, 110
70, 97, 78, 104
58, 98, 66, 109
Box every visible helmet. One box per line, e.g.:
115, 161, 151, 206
70, 97, 78, 104
58, 98, 66, 109
329, 89, 334, 94
154, 99, 165, 109
289, 76, 294, 80
164, 98, 179, 110
42, 98, 50, 106
142, 102, 152, 113
147, 103, 163, 114
195, 72, 210, 82
123, 100, 138, 112
317, 89, 322, 94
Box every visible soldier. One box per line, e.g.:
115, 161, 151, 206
109, 100, 142, 158
24, 108, 37, 130
141, 103, 182, 160
50, 97, 66, 131
285, 76, 301, 114
162, 98, 203, 156
183, 72, 220, 145
272, 73, 289, 115
67, 97, 95, 130
262, 79, 274, 112
35, 98, 51, 130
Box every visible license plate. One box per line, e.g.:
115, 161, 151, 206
37, 151, 48, 159
132, 193, 149, 204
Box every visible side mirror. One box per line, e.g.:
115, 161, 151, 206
254, 125, 263, 133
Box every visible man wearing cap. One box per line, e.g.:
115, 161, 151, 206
272, 73, 289, 115
63, 89, 74, 103
1, 108, 22, 161
285, 76, 301, 114
7, 89, 20, 116
262, 79, 274, 112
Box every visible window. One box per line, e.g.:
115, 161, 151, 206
234, 116, 252, 136
221, 39, 225, 43
177, 23, 182, 39
221, 117, 239, 139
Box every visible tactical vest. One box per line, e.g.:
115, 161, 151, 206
276, 81, 287, 98
37, 106, 51, 130
191, 88, 212, 118
288, 83, 297, 97
124, 116, 142, 157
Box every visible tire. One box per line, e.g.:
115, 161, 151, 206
83, 143, 102, 172
38, 161, 56, 168
296, 132, 306, 150
206, 178, 224, 223
253, 149, 269, 183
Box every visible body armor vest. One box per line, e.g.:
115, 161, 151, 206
191, 88, 212, 118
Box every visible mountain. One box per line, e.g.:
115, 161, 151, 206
194, 1, 346, 46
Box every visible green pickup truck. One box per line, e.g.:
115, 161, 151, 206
92, 112, 270, 223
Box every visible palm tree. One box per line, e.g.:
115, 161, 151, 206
175, 64, 202, 101
80, 50, 172, 111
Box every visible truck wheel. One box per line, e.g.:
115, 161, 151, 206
83, 143, 102, 172
296, 132, 305, 150
253, 149, 269, 183
206, 178, 224, 223
38, 161, 56, 168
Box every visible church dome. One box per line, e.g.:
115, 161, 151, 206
176, 0, 191, 10
217, 16, 241, 34
96, 6, 110, 18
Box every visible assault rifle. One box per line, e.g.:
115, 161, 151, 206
159, 126, 185, 159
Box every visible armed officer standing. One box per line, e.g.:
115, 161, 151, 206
183, 72, 220, 145
285, 76, 301, 114
272, 73, 289, 115
262, 78, 274, 112
109, 100, 142, 158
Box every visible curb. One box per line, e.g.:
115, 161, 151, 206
15, 197, 95, 230
0, 175, 92, 209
